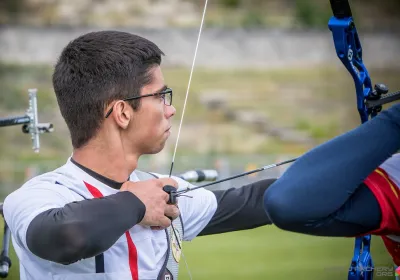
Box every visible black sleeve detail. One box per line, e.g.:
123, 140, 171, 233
199, 178, 276, 236
26, 191, 145, 264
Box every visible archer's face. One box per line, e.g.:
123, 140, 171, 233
128, 66, 176, 155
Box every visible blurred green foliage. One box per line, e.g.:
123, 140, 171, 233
1, 0, 399, 29
207, 0, 400, 29
0, 0, 26, 23
294, 0, 332, 28
218, 0, 241, 9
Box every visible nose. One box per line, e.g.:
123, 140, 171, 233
165, 104, 176, 119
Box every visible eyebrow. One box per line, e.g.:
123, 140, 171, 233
153, 85, 168, 94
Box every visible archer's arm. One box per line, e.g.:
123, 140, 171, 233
175, 177, 274, 239
199, 178, 275, 236
3, 185, 145, 264
264, 103, 400, 236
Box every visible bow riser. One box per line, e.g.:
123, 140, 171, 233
328, 17, 373, 123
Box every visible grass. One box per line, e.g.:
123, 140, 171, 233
179, 226, 393, 280
0, 219, 393, 280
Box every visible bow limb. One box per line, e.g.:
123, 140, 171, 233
328, 0, 373, 123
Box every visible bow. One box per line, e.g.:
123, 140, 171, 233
328, 1, 400, 279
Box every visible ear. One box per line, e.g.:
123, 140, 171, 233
112, 101, 132, 129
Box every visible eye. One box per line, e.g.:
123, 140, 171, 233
153, 94, 162, 100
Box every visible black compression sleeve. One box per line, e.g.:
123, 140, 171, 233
26, 191, 145, 264
199, 178, 275, 236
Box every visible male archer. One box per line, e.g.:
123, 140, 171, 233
264, 102, 400, 266
3, 30, 274, 280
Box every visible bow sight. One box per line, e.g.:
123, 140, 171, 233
0, 89, 54, 152
0, 89, 54, 278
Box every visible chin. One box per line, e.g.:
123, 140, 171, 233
145, 143, 166, 155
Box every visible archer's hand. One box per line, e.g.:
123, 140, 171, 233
121, 178, 178, 229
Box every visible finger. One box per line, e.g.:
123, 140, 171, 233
164, 205, 180, 220
159, 178, 178, 188
161, 192, 169, 202
151, 226, 163, 230
159, 216, 172, 229
153, 178, 164, 188
120, 181, 132, 191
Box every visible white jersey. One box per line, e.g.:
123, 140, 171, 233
3, 159, 217, 280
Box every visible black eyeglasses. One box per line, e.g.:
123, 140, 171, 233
105, 87, 173, 118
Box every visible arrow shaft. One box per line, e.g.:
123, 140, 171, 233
176, 157, 297, 195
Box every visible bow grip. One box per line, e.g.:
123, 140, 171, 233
163, 185, 177, 205
330, 0, 352, 18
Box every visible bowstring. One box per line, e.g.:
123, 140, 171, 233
168, 0, 209, 178
168, 1, 209, 279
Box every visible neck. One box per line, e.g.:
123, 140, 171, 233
72, 136, 140, 183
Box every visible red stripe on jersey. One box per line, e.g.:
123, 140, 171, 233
84, 182, 104, 198
84, 181, 139, 280
125, 232, 139, 279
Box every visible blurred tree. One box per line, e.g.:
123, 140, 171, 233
294, 0, 331, 28
218, 0, 241, 9
0, 0, 26, 24
0, 0, 399, 30
241, 11, 264, 28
